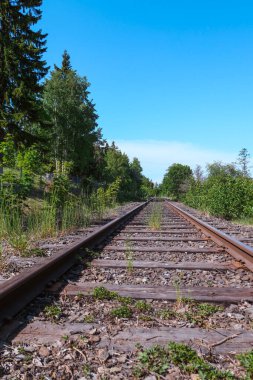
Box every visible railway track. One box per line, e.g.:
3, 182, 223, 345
1, 199, 253, 379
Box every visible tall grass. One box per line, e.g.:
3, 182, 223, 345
148, 203, 162, 230
0, 190, 117, 256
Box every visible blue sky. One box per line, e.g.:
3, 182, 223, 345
40, 0, 253, 182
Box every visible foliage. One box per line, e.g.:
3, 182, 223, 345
0, 0, 48, 144
133, 342, 236, 379
92, 286, 118, 300
111, 305, 133, 318
49, 174, 71, 206
43, 51, 99, 175
237, 148, 250, 177
141, 176, 157, 198
0, 134, 16, 167
125, 240, 134, 273
185, 302, 222, 325
148, 203, 162, 230
134, 300, 152, 312
237, 350, 253, 379
185, 161, 253, 220
102, 143, 154, 201
156, 301, 222, 327
44, 305, 62, 320
134, 344, 170, 376
161, 163, 193, 200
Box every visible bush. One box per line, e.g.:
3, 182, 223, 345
185, 174, 253, 220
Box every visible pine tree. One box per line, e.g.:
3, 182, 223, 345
0, 0, 48, 144
54, 50, 72, 73
237, 148, 250, 176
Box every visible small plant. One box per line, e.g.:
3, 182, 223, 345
156, 308, 177, 320
23, 247, 46, 257
167, 342, 235, 379
196, 303, 221, 317
139, 315, 153, 321
93, 286, 118, 300
44, 304, 62, 320
135, 300, 152, 312
173, 277, 182, 306
133, 344, 170, 377
17, 347, 33, 363
111, 305, 132, 318
117, 295, 133, 305
83, 314, 95, 323
0, 244, 7, 272
237, 350, 253, 378
8, 232, 29, 255
125, 240, 134, 274
185, 303, 222, 325
148, 203, 162, 230
18, 347, 26, 354
133, 342, 236, 379
82, 363, 91, 376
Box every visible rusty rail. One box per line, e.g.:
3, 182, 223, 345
0, 201, 148, 325
166, 201, 253, 272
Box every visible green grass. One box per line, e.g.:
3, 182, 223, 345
0, 190, 118, 257
125, 240, 134, 274
148, 203, 162, 230
233, 217, 253, 226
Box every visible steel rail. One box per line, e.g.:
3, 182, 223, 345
0, 201, 148, 325
166, 201, 253, 272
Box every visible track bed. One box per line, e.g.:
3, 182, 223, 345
1, 200, 253, 379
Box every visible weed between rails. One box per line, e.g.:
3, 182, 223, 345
125, 240, 134, 274
157, 298, 222, 327
133, 342, 238, 379
44, 304, 62, 320
237, 351, 253, 379
92, 287, 222, 326
148, 203, 162, 230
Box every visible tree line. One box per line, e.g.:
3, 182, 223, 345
160, 148, 253, 220
0, 0, 155, 203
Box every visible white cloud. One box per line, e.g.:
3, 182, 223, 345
110, 139, 241, 183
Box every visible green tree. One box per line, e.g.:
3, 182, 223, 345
237, 148, 250, 176
0, 0, 48, 144
43, 51, 99, 175
162, 163, 193, 200
129, 157, 143, 199
103, 143, 132, 201
207, 161, 240, 179
141, 176, 156, 198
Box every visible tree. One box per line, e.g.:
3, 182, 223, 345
206, 161, 241, 179
237, 148, 250, 176
0, 0, 48, 144
103, 143, 131, 200
129, 157, 143, 199
141, 176, 156, 198
194, 164, 204, 182
43, 51, 99, 175
161, 163, 193, 200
